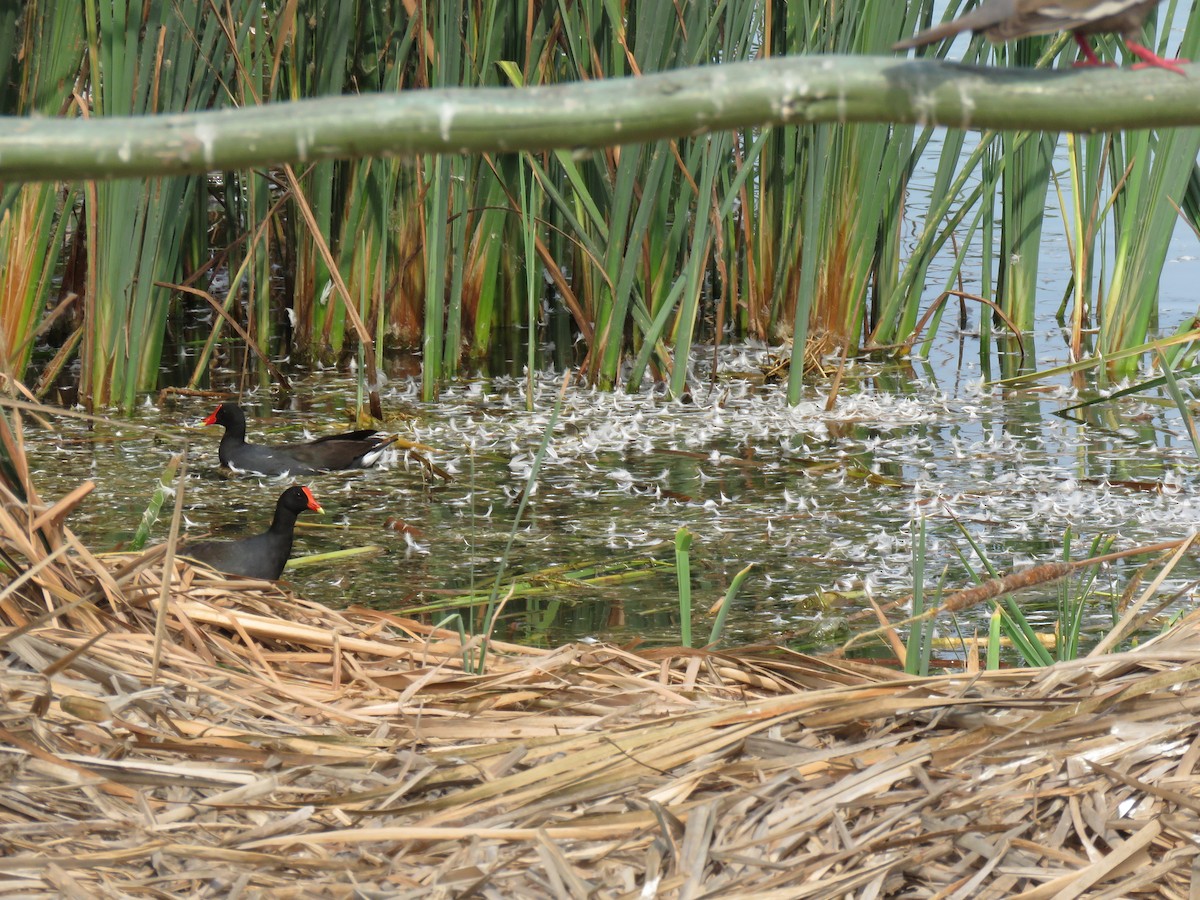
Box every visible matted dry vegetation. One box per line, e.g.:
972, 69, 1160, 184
5, 448, 1200, 896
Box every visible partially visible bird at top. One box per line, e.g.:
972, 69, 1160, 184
893, 0, 1187, 76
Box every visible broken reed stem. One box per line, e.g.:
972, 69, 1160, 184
838, 535, 1197, 655
837, 561, 1073, 655
1088, 533, 1198, 657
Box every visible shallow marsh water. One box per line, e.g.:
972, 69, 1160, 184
25, 40, 1200, 656
22, 343, 1200, 657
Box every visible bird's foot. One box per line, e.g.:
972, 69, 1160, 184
1126, 40, 1188, 76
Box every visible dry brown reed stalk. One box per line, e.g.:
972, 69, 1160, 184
282, 164, 383, 419
840, 536, 1198, 657
839, 560, 1076, 656
6, 429, 1200, 893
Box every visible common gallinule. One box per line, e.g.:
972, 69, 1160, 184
893, 0, 1185, 74
183, 485, 323, 580
204, 403, 397, 476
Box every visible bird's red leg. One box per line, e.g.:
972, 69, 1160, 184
1072, 33, 1109, 67
1125, 39, 1189, 76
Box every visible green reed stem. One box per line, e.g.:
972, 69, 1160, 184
675, 526, 694, 648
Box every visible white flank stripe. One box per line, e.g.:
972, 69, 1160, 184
1041, 0, 1138, 18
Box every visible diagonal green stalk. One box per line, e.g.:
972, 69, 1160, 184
476, 371, 572, 673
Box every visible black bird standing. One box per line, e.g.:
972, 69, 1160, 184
204, 403, 397, 476
893, 0, 1186, 75
183, 485, 323, 580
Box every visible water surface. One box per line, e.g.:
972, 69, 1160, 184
23, 348, 1200, 657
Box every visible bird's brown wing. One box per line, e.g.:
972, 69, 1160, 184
973, 0, 1163, 40
894, 0, 1160, 49
893, 0, 1020, 50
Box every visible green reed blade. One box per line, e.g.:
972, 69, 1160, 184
131, 453, 182, 551
707, 563, 753, 647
